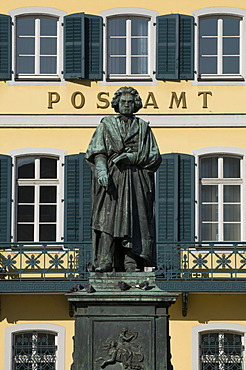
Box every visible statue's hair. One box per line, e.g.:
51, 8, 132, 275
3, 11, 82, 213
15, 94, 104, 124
111, 87, 143, 113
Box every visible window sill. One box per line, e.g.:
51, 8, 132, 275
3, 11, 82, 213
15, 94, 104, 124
198, 74, 244, 81
107, 74, 152, 81
15, 74, 61, 81
8, 244, 65, 252
9, 76, 66, 86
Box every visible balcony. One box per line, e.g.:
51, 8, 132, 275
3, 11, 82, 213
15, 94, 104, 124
1, 242, 246, 292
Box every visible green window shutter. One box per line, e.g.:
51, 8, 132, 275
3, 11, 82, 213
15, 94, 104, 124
156, 14, 179, 80
155, 153, 194, 277
156, 14, 194, 80
64, 153, 92, 243
84, 14, 103, 80
0, 14, 12, 80
64, 13, 103, 80
64, 13, 85, 79
0, 155, 12, 242
179, 15, 194, 80
156, 153, 195, 242
178, 154, 195, 241
156, 154, 176, 242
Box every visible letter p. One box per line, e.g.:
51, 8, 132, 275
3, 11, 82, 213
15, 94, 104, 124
48, 92, 60, 109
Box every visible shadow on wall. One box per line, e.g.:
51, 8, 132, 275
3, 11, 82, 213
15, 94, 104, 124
169, 293, 246, 322
0, 295, 72, 323
66, 79, 93, 86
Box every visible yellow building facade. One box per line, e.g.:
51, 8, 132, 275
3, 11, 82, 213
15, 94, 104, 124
1, 0, 246, 369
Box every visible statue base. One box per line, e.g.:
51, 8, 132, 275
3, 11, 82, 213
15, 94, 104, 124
67, 272, 177, 370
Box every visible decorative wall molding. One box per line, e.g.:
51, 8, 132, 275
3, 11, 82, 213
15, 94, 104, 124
1, 114, 246, 127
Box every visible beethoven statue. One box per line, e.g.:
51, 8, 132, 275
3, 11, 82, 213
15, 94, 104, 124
86, 87, 161, 272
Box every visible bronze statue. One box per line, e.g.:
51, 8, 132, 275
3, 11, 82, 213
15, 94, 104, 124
86, 87, 161, 272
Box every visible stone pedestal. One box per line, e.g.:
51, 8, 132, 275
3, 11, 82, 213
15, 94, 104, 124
67, 272, 177, 370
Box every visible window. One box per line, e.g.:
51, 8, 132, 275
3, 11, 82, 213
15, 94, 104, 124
193, 147, 246, 242
101, 8, 157, 83
107, 16, 149, 76
13, 331, 57, 369
9, 148, 66, 244
200, 155, 242, 241
16, 156, 58, 242
200, 331, 244, 369
9, 7, 65, 82
193, 7, 246, 83
16, 15, 58, 77
192, 323, 246, 370
199, 16, 241, 78
5, 323, 65, 370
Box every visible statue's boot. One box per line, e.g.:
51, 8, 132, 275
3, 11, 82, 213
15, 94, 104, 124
95, 264, 113, 273
95, 232, 115, 272
124, 249, 140, 272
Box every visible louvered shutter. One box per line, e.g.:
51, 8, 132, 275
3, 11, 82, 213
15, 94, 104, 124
156, 14, 179, 80
179, 15, 194, 80
64, 13, 103, 80
156, 14, 194, 80
178, 154, 195, 241
84, 14, 103, 80
156, 154, 177, 243
155, 153, 195, 276
0, 155, 12, 243
64, 13, 85, 79
64, 153, 92, 243
0, 14, 12, 80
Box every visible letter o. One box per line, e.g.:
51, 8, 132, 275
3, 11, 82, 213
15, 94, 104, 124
71, 92, 85, 109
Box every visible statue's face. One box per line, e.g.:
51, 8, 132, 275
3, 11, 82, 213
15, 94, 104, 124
118, 93, 135, 116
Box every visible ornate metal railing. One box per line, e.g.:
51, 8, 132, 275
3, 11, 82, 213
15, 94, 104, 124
1, 242, 246, 292
0, 243, 92, 281
156, 241, 246, 280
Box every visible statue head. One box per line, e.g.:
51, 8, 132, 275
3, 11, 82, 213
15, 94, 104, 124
111, 87, 143, 115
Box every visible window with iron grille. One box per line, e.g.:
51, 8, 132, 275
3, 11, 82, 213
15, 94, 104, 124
12, 331, 57, 370
200, 331, 244, 370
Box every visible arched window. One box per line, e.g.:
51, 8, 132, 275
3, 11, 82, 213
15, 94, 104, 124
5, 323, 65, 370
192, 323, 246, 370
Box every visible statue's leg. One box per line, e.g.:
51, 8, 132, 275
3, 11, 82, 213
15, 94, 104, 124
95, 232, 115, 272
124, 249, 141, 272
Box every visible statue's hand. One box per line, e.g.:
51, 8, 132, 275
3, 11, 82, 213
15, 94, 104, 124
97, 172, 109, 187
113, 152, 136, 165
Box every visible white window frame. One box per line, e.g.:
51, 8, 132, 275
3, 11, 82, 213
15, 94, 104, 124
192, 7, 246, 85
5, 323, 65, 370
100, 8, 157, 86
9, 7, 66, 85
9, 148, 66, 245
193, 147, 246, 242
192, 323, 246, 370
